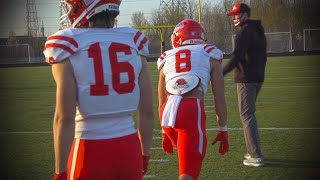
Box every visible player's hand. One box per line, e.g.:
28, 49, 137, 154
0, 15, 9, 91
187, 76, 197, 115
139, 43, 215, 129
162, 133, 173, 154
212, 131, 229, 155
142, 155, 150, 175
52, 172, 67, 180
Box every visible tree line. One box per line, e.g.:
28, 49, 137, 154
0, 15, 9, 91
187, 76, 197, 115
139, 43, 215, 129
130, 0, 320, 54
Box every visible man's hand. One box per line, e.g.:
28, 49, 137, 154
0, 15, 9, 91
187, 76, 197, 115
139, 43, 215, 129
52, 172, 67, 180
142, 155, 150, 175
212, 131, 229, 155
162, 133, 173, 154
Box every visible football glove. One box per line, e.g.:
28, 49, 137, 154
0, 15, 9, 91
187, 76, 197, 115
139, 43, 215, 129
142, 155, 150, 175
162, 133, 173, 154
52, 172, 67, 180
212, 131, 229, 155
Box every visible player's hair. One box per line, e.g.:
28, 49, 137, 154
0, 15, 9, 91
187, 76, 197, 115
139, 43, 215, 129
88, 10, 118, 28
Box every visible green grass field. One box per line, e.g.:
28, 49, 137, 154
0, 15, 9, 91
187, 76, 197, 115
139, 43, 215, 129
1, 55, 320, 179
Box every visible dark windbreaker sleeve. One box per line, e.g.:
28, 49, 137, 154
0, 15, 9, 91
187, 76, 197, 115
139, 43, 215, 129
223, 28, 251, 75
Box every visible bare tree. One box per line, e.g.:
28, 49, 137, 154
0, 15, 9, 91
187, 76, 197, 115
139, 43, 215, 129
131, 11, 149, 27
129, 0, 319, 53
7, 30, 17, 46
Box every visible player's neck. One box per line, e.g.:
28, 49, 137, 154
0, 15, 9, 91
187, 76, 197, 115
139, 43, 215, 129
89, 20, 114, 28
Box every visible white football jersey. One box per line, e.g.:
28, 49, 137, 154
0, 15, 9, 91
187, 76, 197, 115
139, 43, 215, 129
157, 44, 223, 94
44, 27, 149, 139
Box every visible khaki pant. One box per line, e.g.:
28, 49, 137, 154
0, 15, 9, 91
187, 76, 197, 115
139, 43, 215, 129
237, 83, 263, 158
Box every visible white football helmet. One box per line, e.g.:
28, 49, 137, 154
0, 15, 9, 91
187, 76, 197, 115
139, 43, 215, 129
59, 0, 122, 28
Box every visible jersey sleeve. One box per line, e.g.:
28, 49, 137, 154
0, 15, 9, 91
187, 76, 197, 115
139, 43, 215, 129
157, 52, 167, 71
203, 44, 223, 62
43, 29, 79, 64
132, 29, 149, 57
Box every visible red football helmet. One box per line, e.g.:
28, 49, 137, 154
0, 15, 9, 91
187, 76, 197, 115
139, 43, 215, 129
59, 0, 122, 28
171, 19, 205, 48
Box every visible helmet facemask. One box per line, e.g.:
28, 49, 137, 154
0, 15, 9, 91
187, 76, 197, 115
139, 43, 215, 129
59, 0, 121, 29
59, 0, 73, 29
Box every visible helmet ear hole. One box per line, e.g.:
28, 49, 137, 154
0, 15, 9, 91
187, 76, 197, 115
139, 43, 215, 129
73, 5, 79, 14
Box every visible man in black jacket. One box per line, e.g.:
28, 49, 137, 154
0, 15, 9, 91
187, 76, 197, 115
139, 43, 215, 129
223, 3, 267, 167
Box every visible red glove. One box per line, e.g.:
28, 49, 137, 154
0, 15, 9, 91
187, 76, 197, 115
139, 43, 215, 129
142, 155, 150, 175
162, 133, 173, 154
52, 172, 67, 180
212, 131, 229, 155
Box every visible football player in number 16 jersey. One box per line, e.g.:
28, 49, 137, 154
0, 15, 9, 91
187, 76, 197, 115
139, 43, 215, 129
157, 19, 229, 180
43, 1, 154, 179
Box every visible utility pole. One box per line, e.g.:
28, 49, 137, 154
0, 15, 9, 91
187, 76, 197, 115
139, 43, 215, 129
26, 0, 39, 37
26, 0, 41, 61
41, 21, 45, 37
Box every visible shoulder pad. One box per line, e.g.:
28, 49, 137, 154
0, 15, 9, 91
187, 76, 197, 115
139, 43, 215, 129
130, 28, 149, 57
157, 52, 167, 71
203, 44, 223, 62
43, 29, 79, 64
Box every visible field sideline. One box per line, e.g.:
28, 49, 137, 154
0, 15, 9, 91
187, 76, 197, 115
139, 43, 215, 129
0, 55, 320, 179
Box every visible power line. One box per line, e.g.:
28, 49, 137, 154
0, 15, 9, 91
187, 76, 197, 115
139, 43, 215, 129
26, 0, 39, 37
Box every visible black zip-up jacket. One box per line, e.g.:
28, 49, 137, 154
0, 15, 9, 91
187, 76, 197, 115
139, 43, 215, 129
223, 19, 267, 83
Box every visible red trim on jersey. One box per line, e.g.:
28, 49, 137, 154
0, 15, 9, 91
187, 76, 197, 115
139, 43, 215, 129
48, 35, 79, 48
133, 31, 147, 51
204, 45, 217, 53
133, 31, 142, 44
46, 57, 55, 64
45, 43, 76, 54
204, 44, 212, 49
159, 52, 166, 60
138, 37, 148, 51
206, 46, 216, 53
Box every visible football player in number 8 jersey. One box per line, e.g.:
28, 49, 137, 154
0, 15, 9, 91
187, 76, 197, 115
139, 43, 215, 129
44, 1, 154, 179
157, 19, 229, 180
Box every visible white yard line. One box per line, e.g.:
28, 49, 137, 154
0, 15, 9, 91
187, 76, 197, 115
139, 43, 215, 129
152, 127, 320, 132
205, 127, 320, 131
151, 147, 162, 150
224, 85, 318, 89
269, 66, 317, 69
267, 77, 320, 79
149, 159, 170, 162
204, 100, 311, 103
0, 131, 52, 134
262, 85, 319, 88
153, 77, 320, 83
144, 175, 156, 179
1, 127, 319, 135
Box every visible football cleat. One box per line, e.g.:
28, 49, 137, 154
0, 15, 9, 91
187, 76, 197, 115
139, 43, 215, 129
243, 157, 264, 167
